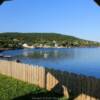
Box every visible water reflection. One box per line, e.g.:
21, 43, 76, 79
21, 49, 75, 60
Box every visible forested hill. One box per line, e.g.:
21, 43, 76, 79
0, 32, 100, 48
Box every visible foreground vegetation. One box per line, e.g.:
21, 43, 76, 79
0, 32, 100, 49
0, 74, 67, 100
0, 74, 45, 100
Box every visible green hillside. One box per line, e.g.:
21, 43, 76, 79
0, 32, 100, 49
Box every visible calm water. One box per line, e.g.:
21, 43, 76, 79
0, 48, 100, 78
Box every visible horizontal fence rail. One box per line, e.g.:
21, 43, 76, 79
0, 60, 100, 100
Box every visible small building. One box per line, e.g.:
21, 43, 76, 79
22, 43, 34, 48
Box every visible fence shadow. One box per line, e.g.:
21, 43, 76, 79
45, 68, 100, 100
13, 90, 63, 100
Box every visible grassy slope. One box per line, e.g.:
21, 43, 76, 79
0, 74, 67, 100
0, 74, 46, 100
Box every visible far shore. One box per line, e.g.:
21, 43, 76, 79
0, 48, 20, 52
0, 46, 100, 52
0, 48, 12, 52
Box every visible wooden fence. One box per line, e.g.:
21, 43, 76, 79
0, 60, 100, 100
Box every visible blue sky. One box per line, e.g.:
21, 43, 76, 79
0, 0, 100, 41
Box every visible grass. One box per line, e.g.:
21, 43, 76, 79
0, 74, 67, 100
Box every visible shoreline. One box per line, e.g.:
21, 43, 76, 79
0, 46, 100, 52
0, 48, 12, 52
0, 48, 22, 52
